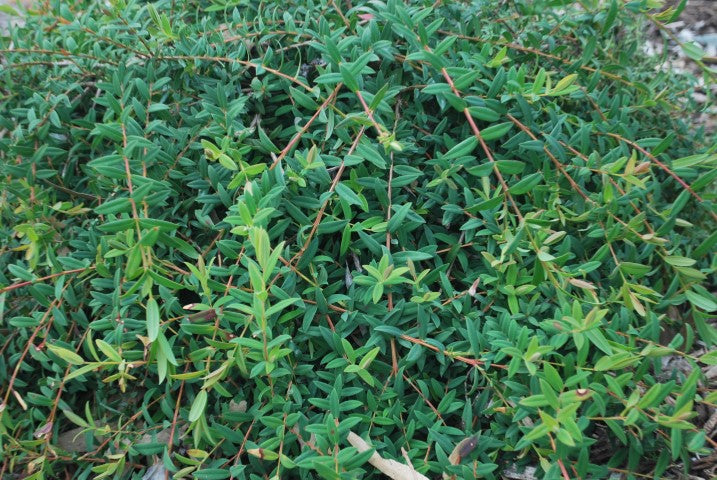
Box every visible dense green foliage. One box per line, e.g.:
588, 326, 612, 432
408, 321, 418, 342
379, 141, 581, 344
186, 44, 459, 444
1, 0, 716, 478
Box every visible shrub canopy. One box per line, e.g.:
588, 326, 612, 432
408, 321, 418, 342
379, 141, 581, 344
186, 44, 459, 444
1, 0, 716, 478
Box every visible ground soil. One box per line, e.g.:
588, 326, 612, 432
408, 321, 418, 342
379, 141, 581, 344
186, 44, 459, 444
645, 0, 717, 137
0, 0, 30, 32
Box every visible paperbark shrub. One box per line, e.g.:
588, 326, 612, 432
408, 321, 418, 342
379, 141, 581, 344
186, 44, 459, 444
1, 0, 716, 478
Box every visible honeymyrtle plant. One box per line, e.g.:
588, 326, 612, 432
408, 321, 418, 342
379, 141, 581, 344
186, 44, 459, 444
1, 0, 716, 478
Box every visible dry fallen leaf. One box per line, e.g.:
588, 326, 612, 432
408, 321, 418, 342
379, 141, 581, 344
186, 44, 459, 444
443, 436, 478, 479
142, 462, 166, 480
347, 431, 430, 480
229, 399, 247, 413
33, 421, 53, 438
56, 427, 91, 453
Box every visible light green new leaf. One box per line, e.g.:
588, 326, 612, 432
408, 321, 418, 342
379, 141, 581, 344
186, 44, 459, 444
146, 297, 160, 342
47, 344, 84, 365
189, 389, 208, 422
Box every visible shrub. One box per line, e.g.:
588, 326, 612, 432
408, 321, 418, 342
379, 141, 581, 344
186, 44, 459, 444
1, 0, 716, 478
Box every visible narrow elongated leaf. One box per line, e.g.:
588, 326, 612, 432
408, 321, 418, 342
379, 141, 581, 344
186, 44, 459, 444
387, 203, 412, 232
335, 183, 363, 207
146, 297, 160, 342
188, 389, 208, 422
686, 290, 717, 312
509, 173, 542, 194
95, 340, 122, 362
46, 344, 84, 365
443, 137, 478, 160
480, 122, 512, 141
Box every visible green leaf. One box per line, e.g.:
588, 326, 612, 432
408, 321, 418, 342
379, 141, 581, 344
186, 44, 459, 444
694, 231, 717, 257
0, 5, 19, 15
340, 65, 359, 92
218, 154, 238, 171
687, 431, 706, 452
619, 262, 651, 277
699, 351, 717, 365
357, 368, 375, 386
46, 344, 84, 365
467, 106, 500, 122
98, 218, 179, 233
496, 160, 525, 175
369, 83, 391, 111
509, 172, 542, 194
423, 83, 452, 94
189, 389, 208, 422
685, 290, 717, 312
520, 395, 549, 407
453, 71, 481, 90
94, 197, 132, 215
323, 36, 342, 63
584, 329, 613, 355
443, 137, 478, 160
249, 227, 271, 270
63, 409, 89, 428
681, 42, 706, 61
193, 469, 231, 480
335, 182, 363, 207
480, 122, 512, 141
664, 255, 696, 267
258, 127, 279, 153
466, 195, 502, 212
487, 46, 509, 68
523, 422, 550, 442
533, 68, 547, 94
146, 297, 160, 342
387, 203, 412, 233
602, 0, 618, 34
90, 123, 123, 142
95, 340, 122, 362
358, 346, 380, 369
265, 298, 301, 317
290, 87, 319, 109
65, 363, 102, 381
667, 0, 688, 22
595, 352, 640, 371
550, 74, 579, 94
157, 331, 178, 366
247, 258, 265, 292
